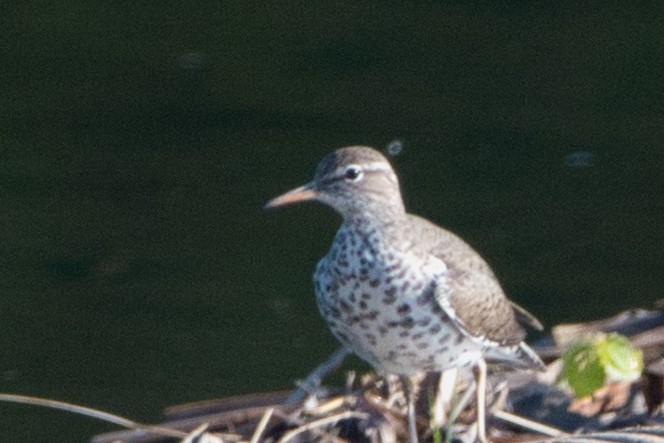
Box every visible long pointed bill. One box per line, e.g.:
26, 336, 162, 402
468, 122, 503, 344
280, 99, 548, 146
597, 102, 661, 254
264, 182, 317, 209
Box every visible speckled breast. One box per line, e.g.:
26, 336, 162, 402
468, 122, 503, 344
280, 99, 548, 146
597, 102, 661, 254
313, 224, 483, 375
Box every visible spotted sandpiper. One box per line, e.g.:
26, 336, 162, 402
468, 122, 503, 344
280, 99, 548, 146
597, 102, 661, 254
265, 146, 544, 442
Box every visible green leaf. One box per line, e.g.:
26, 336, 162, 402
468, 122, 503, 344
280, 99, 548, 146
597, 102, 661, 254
561, 340, 606, 398
559, 332, 644, 398
596, 332, 643, 382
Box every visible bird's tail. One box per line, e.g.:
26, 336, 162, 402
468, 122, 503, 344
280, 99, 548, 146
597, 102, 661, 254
486, 342, 546, 371
514, 342, 546, 371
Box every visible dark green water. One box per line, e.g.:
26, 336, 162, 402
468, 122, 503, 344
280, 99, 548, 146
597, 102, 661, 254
2, 2, 663, 441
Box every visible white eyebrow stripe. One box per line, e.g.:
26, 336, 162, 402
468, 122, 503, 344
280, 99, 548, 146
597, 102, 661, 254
334, 161, 398, 183
363, 162, 398, 183
363, 162, 392, 172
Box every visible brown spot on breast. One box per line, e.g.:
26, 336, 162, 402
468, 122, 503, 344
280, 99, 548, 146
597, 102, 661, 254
383, 286, 397, 304
397, 303, 411, 314
385, 263, 399, 272
382, 294, 396, 305
416, 293, 429, 306
417, 317, 431, 327
401, 317, 415, 329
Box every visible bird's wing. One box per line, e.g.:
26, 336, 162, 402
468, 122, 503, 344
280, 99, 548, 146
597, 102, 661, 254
406, 214, 529, 346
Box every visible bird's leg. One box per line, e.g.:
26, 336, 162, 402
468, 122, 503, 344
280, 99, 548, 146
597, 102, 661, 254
474, 359, 488, 443
432, 367, 458, 428
285, 347, 350, 405
400, 375, 419, 443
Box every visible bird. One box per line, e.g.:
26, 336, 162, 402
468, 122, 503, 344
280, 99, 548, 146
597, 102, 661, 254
265, 146, 544, 442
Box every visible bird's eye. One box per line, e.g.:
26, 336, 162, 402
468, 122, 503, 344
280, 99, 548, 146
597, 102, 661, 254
343, 165, 363, 182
